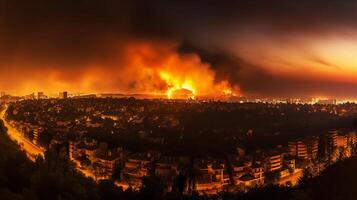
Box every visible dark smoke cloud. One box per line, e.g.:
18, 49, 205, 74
179, 42, 357, 98
0, 0, 357, 96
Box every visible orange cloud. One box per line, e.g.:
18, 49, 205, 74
0, 41, 237, 98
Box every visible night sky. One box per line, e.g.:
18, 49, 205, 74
1, 0, 357, 98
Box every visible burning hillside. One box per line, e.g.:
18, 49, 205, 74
119, 41, 239, 99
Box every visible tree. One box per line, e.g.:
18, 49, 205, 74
264, 171, 281, 185
97, 180, 122, 200
173, 173, 187, 195
111, 164, 122, 181
317, 135, 326, 161
140, 175, 166, 200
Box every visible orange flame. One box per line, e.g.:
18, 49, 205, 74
6, 41, 239, 99
121, 41, 239, 99
159, 71, 196, 99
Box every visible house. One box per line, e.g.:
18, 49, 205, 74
288, 136, 318, 160
264, 151, 282, 172
194, 159, 230, 195
94, 147, 124, 180
119, 153, 154, 190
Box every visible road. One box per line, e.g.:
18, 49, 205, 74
0, 106, 99, 179
0, 107, 44, 161
0, 105, 101, 182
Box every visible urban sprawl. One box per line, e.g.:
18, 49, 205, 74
1, 92, 357, 195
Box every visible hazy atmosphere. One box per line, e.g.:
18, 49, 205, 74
1, 0, 357, 97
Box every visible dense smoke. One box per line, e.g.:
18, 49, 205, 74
1, 0, 357, 97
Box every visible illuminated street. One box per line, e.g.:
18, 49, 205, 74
1, 106, 101, 180
0, 108, 44, 161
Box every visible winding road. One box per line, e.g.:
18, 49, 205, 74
0, 107, 44, 161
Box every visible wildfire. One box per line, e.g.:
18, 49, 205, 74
159, 70, 238, 99
223, 88, 233, 95
159, 71, 196, 99
10, 41, 239, 99
125, 42, 240, 100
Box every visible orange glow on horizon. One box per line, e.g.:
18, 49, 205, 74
0, 41, 239, 98
3, 31, 357, 98
229, 32, 357, 85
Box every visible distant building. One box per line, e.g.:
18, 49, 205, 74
264, 151, 283, 172
0, 91, 5, 97
69, 139, 98, 161
324, 131, 340, 163
94, 147, 125, 180
119, 153, 153, 190
231, 161, 247, 184
332, 130, 357, 147
288, 136, 319, 160
283, 156, 296, 170
33, 128, 41, 145
347, 131, 357, 145
316, 99, 337, 105
193, 159, 230, 195
233, 161, 264, 191
59, 91, 68, 99
25, 93, 35, 100
69, 140, 125, 180
328, 131, 339, 147
37, 92, 46, 99
238, 173, 264, 191
72, 94, 97, 99
333, 130, 357, 158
